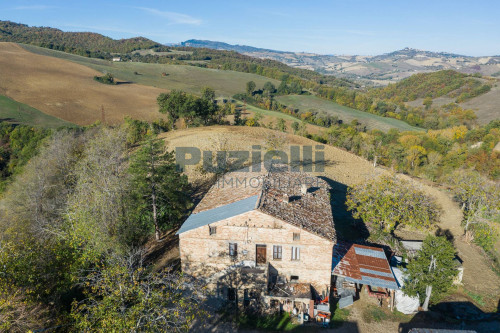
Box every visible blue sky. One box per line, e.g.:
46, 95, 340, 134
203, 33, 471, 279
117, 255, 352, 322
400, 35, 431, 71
1, 0, 499, 56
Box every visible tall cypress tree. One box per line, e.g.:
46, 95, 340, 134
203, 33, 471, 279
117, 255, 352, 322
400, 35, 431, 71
129, 137, 191, 240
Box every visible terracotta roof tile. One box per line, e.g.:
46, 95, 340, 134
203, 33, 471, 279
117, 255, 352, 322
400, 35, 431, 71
191, 164, 336, 241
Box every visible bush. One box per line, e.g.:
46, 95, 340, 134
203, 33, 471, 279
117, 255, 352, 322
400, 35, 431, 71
93, 73, 116, 85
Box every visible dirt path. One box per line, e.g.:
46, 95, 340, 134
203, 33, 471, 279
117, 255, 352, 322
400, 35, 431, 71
400, 177, 500, 300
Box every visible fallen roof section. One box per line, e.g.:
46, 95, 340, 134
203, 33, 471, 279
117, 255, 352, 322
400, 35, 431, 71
332, 241, 399, 290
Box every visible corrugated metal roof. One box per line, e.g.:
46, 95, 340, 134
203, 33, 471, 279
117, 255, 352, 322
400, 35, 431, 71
332, 241, 399, 290
176, 195, 259, 235
360, 268, 395, 278
354, 247, 387, 259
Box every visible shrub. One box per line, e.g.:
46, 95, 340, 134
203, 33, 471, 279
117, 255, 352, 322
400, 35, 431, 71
93, 73, 116, 85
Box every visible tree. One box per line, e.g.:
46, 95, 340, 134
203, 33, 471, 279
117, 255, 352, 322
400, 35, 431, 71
72, 251, 207, 332
129, 137, 192, 241
403, 235, 457, 309
201, 86, 216, 101
233, 107, 242, 125
446, 169, 500, 250
263, 81, 276, 96
405, 145, 427, 169
423, 97, 433, 110
157, 90, 188, 128
346, 175, 440, 232
289, 81, 302, 94
276, 118, 287, 132
246, 81, 256, 95
277, 80, 289, 95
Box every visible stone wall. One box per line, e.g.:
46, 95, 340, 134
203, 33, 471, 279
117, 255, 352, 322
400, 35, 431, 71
179, 210, 334, 295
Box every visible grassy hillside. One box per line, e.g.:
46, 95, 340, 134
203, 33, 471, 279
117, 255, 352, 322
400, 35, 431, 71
0, 94, 74, 128
0, 20, 160, 55
276, 95, 421, 132
20, 43, 280, 98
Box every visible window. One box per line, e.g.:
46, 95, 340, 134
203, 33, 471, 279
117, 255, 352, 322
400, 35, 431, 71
273, 245, 282, 260
293, 233, 300, 241
291, 246, 300, 261
209, 226, 217, 235
229, 243, 238, 257
228, 288, 236, 301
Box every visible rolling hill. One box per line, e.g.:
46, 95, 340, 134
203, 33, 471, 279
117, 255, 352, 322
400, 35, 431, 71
0, 42, 165, 125
0, 20, 160, 54
276, 95, 421, 132
183, 40, 500, 86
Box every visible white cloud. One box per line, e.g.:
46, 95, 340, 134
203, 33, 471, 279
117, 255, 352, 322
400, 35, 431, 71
135, 7, 201, 25
12, 5, 56, 10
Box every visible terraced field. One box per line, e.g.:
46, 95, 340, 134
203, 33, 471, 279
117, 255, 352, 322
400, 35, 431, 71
276, 95, 422, 132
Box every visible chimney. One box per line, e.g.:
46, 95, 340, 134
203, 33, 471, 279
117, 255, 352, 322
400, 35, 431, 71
301, 184, 308, 195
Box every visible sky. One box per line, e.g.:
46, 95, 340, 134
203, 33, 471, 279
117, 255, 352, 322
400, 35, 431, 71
1, 0, 499, 56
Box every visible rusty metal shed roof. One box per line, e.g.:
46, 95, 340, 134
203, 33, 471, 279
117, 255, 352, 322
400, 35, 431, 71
332, 241, 399, 290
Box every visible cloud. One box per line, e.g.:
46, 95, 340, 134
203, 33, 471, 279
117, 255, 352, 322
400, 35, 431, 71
12, 5, 56, 10
135, 7, 201, 25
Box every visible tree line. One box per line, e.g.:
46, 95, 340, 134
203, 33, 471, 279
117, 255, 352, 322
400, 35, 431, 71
0, 20, 160, 56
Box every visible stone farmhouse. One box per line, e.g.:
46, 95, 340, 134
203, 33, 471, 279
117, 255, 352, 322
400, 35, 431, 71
177, 164, 399, 321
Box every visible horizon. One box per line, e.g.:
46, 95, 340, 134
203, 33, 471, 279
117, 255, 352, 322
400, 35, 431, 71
1, 0, 499, 57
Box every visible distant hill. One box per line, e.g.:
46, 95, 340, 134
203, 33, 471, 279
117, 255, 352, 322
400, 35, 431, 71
0, 20, 161, 55
181, 40, 500, 86
180, 39, 284, 54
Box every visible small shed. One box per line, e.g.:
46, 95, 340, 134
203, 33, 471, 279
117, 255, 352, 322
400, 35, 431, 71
332, 241, 399, 309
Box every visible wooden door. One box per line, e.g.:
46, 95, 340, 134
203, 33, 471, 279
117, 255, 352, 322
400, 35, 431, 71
256, 245, 267, 265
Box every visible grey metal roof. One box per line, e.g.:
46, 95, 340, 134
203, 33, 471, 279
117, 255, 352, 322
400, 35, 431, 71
360, 268, 395, 278
354, 247, 386, 259
176, 195, 259, 235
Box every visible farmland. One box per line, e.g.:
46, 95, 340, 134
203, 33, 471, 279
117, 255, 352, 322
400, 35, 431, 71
0, 94, 73, 128
0, 42, 166, 125
19, 43, 279, 98
276, 94, 422, 132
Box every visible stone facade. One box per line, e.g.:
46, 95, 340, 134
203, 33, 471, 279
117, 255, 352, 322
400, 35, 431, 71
179, 210, 334, 296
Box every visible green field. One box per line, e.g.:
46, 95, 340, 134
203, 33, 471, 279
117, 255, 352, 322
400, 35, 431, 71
20, 44, 279, 98
276, 95, 422, 132
0, 95, 75, 128
239, 101, 300, 122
